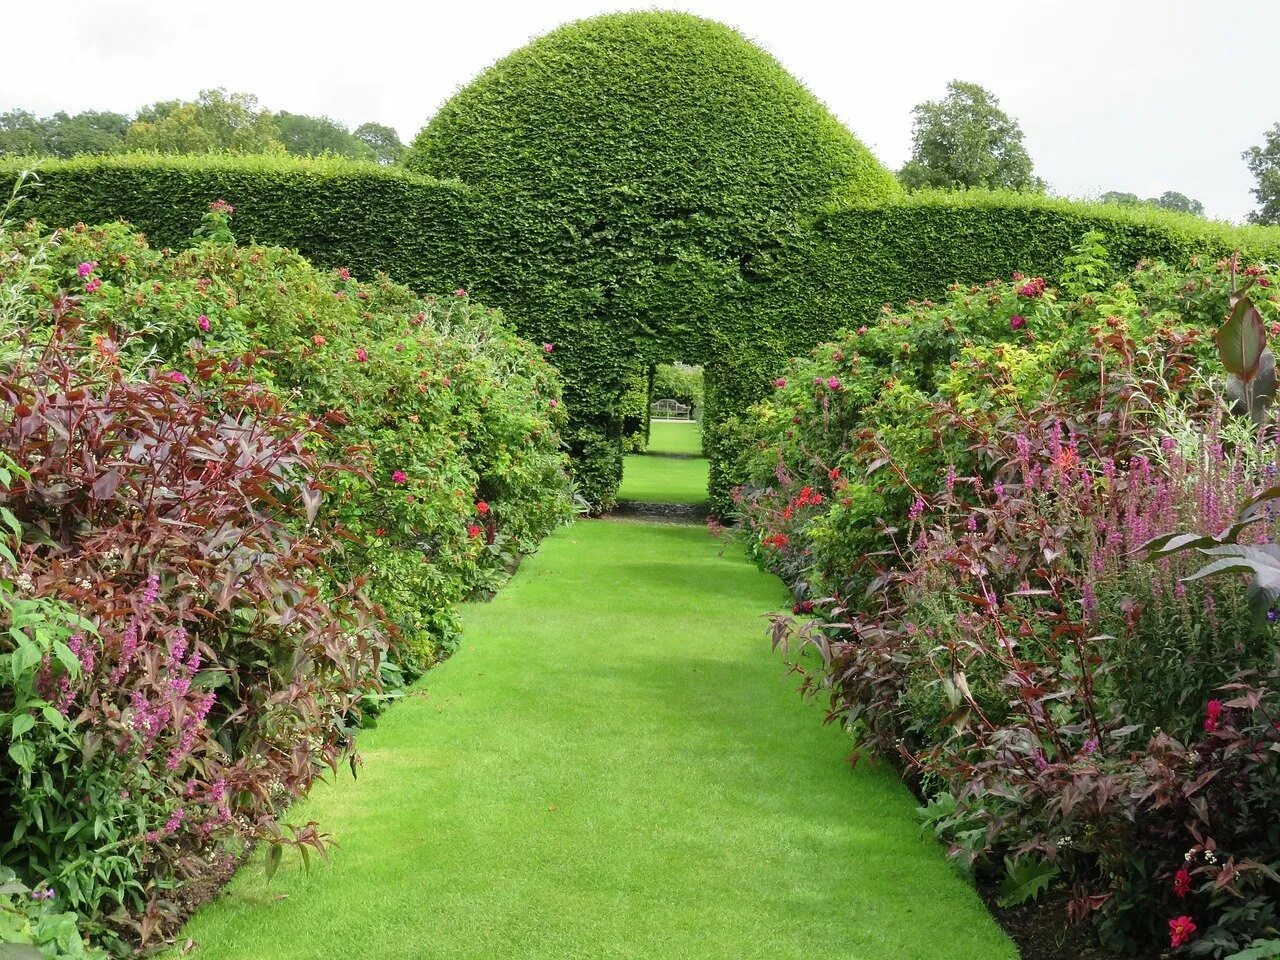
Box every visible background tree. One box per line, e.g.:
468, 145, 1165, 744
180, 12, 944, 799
123, 89, 283, 154
0, 110, 44, 156
1244, 123, 1280, 225
898, 80, 1042, 192
1100, 189, 1204, 216
275, 112, 372, 159
354, 122, 405, 164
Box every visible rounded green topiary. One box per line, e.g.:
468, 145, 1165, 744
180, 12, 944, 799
406, 11, 900, 505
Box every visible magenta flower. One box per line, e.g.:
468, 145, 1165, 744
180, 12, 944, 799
391, 469, 408, 485
197, 314, 211, 332
1010, 314, 1026, 330
355, 347, 369, 363
77, 261, 97, 278
826, 377, 841, 390
164, 371, 187, 384
84, 278, 102, 294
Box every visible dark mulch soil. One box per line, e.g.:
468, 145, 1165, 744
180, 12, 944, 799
973, 872, 1119, 960
605, 500, 709, 523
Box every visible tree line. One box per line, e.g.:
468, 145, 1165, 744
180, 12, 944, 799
0, 89, 404, 164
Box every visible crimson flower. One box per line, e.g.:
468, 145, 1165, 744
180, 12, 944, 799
1169, 915, 1196, 949
467, 524, 482, 538
1173, 867, 1191, 898
1205, 699, 1223, 733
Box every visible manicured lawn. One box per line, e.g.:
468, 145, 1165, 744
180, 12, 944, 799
174, 522, 1014, 960
647, 419, 703, 456
617, 454, 709, 504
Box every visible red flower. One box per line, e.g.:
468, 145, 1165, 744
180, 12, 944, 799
476, 501, 490, 515
1205, 699, 1223, 733
1173, 867, 1191, 898
1169, 915, 1197, 949
467, 524, 482, 538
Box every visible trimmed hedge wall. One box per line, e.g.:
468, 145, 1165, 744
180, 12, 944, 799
2, 154, 476, 293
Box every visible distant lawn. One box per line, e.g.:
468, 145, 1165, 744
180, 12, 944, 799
648, 419, 703, 456
619, 454, 709, 504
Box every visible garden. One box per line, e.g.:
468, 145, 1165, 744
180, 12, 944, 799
4, 8, 1280, 960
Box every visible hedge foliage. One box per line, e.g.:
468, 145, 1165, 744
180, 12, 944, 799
9, 14, 1280, 512
404, 11, 900, 505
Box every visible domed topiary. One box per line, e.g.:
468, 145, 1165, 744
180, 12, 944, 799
406, 11, 900, 506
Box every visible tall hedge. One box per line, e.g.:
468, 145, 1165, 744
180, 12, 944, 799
1, 153, 476, 292
404, 11, 901, 505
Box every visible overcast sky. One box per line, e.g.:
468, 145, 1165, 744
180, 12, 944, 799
5, 0, 1274, 221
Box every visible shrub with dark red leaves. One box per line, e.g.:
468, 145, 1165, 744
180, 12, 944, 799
0, 315, 386, 950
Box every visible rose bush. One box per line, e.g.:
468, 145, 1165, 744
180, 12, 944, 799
744, 238, 1280, 956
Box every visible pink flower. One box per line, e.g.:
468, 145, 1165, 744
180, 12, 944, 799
857, 325, 868, 335
543, 343, 554, 353
1017, 278, 1046, 298
549, 399, 559, 408
337, 267, 351, 281
1204, 699, 1222, 733
209, 199, 234, 215
197, 314, 211, 332
1173, 868, 1191, 898
391, 470, 408, 485
773, 378, 787, 388
1169, 915, 1196, 949
476, 501, 490, 515
355, 347, 369, 363
313, 335, 327, 346
453, 288, 467, 298
164, 370, 187, 384
1009, 314, 1026, 330
826, 377, 841, 390
77, 261, 97, 278
84, 278, 102, 293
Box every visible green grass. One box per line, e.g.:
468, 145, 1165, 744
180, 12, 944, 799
175, 522, 1013, 960
617, 454, 709, 504
646, 419, 703, 456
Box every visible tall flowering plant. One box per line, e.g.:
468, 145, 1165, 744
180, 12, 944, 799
0, 313, 385, 948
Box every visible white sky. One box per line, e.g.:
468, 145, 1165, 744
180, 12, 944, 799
4, 0, 1274, 221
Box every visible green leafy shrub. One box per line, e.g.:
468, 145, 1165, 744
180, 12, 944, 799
4, 206, 573, 666
749, 244, 1280, 954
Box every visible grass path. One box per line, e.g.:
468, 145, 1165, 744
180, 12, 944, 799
619, 420, 708, 504
177, 522, 1015, 960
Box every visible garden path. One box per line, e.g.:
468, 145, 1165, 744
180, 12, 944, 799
175, 519, 1014, 959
